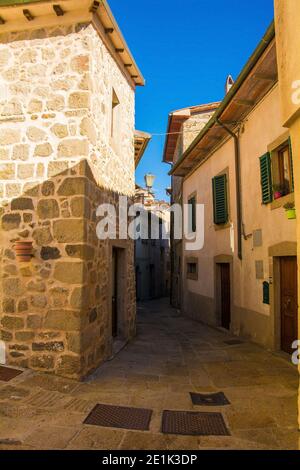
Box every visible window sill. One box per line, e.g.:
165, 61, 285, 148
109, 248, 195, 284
271, 193, 294, 211
214, 221, 230, 231
187, 273, 198, 281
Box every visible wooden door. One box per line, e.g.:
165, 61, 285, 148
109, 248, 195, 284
112, 248, 118, 338
220, 263, 231, 329
280, 256, 298, 354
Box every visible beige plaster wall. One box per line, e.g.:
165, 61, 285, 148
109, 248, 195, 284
182, 85, 297, 346
274, 0, 300, 127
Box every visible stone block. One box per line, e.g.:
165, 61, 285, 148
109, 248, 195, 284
37, 199, 59, 219
12, 144, 29, 161
3, 278, 24, 296
48, 161, 69, 177
70, 286, 89, 309
51, 123, 68, 138
58, 139, 89, 158
0, 129, 20, 145
17, 164, 34, 179
32, 342, 64, 352
1, 316, 24, 330
15, 331, 35, 342
65, 244, 94, 260
41, 181, 55, 196
71, 55, 89, 73
68, 92, 90, 109
57, 177, 88, 196
11, 197, 34, 211
34, 143, 53, 157
0, 163, 15, 179
53, 261, 86, 284
70, 196, 91, 217
56, 354, 82, 376
30, 355, 55, 370
40, 246, 61, 260
32, 227, 53, 245
1, 213, 21, 231
53, 219, 86, 243
44, 309, 81, 330
26, 126, 47, 142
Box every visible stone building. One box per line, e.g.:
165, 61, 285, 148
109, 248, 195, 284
163, 102, 220, 308
167, 23, 299, 355
134, 185, 170, 301
0, 0, 146, 379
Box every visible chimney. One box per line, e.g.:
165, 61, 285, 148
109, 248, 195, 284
225, 75, 235, 94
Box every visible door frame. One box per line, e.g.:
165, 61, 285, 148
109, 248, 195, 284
109, 241, 128, 342
269, 242, 297, 352
214, 254, 233, 329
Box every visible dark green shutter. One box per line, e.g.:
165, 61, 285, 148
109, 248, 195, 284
288, 137, 294, 192
212, 174, 228, 225
263, 281, 270, 305
188, 196, 196, 232
259, 152, 272, 204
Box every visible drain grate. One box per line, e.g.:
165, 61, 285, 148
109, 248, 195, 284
84, 404, 153, 431
0, 366, 23, 382
162, 410, 230, 436
224, 339, 244, 346
190, 392, 230, 406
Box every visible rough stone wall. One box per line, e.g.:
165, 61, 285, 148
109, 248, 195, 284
0, 23, 136, 379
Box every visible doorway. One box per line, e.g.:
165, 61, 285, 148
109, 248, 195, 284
112, 247, 125, 339
219, 263, 231, 329
112, 247, 119, 338
280, 256, 298, 354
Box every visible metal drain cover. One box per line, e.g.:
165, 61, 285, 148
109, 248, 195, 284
190, 392, 230, 406
224, 339, 244, 346
84, 404, 153, 431
162, 410, 230, 436
0, 366, 23, 382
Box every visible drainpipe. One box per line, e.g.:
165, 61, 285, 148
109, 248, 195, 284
216, 119, 242, 260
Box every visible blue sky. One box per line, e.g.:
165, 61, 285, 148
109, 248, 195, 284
109, 0, 274, 200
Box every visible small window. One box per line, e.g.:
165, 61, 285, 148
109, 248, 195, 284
260, 138, 294, 203
212, 174, 228, 225
111, 88, 120, 139
275, 142, 293, 196
186, 258, 198, 280
188, 195, 196, 233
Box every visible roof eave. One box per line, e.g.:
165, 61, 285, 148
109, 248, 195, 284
170, 21, 276, 177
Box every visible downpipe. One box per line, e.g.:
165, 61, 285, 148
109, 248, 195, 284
216, 119, 243, 260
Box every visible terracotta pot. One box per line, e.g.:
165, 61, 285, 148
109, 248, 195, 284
13, 241, 33, 262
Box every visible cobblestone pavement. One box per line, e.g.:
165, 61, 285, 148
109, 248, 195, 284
0, 299, 299, 450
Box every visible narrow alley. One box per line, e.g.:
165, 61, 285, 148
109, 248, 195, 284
0, 299, 298, 450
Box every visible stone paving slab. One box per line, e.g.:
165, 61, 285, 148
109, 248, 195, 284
0, 298, 299, 450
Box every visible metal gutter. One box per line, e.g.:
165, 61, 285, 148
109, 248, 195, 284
170, 20, 275, 176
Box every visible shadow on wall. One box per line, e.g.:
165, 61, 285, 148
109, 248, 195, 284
0, 159, 136, 380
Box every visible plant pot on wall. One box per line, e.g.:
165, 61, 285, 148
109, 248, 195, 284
286, 209, 296, 220
283, 202, 296, 220
13, 241, 33, 262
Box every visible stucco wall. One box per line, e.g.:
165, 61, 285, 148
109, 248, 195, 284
182, 85, 297, 347
0, 22, 136, 379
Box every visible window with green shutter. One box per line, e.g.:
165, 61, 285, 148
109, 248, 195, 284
188, 195, 196, 233
212, 174, 228, 225
288, 137, 294, 191
259, 152, 273, 204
